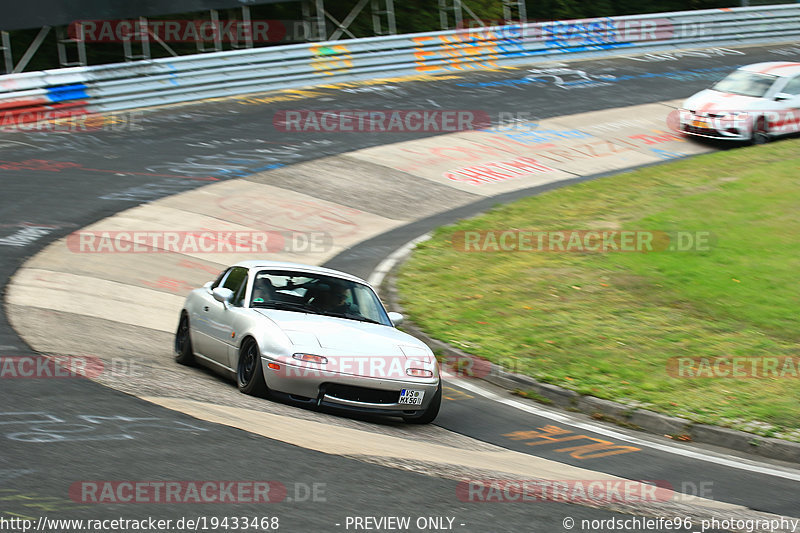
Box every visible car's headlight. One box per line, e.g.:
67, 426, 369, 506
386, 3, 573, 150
406, 368, 434, 378
292, 353, 328, 364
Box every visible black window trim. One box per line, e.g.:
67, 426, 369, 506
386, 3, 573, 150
222, 266, 249, 306
211, 268, 232, 290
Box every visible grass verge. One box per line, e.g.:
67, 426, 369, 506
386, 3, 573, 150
397, 138, 800, 441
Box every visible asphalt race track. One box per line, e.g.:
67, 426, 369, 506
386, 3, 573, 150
1, 42, 799, 532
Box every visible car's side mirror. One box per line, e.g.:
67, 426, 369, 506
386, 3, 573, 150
774, 92, 792, 101
212, 287, 235, 307
388, 312, 404, 326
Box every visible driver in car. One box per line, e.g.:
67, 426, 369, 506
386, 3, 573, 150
313, 283, 358, 315
251, 277, 276, 304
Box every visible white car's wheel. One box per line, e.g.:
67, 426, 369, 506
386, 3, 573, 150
174, 313, 195, 365
752, 116, 770, 145
237, 337, 270, 397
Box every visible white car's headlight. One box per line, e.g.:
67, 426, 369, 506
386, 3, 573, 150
406, 368, 434, 378
292, 353, 328, 364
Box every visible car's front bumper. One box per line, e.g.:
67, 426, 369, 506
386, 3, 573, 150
680, 123, 750, 141
261, 356, 440, 413
679, 111, 751, 141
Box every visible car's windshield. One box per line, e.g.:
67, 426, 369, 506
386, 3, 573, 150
711, 70, 777, 98
250, 270, 392, 326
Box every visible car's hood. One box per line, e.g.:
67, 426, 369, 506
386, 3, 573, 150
253, 309, 431, 359
683, 89, 763, 113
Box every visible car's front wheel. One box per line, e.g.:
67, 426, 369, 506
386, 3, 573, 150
402, 382, 442, 424
752, 116, 770, 145
237, 337, 270, 397
174, 313, 195, 365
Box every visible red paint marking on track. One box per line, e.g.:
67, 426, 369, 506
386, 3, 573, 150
0, 98, 50, 111
0, 102, 91, 122
0, 159, 217, 181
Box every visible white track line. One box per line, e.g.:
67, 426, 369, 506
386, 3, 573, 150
448, 373, 800, 482
368, 234, 430, 288
372, 235, 800, 482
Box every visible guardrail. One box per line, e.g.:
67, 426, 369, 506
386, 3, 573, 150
1, 4, 799, 122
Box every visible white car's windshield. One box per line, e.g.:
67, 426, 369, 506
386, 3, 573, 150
712, 70, 777, 98
250, 270, 392, 326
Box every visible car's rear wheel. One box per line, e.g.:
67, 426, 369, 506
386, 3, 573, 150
174, 313, 195, 365
752, 116, 770, 145
402, 382, 442, 424
237, 337, 270, 397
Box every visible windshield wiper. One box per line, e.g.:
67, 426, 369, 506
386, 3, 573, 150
252, 301, 318, 314
255, 302, 383, 324
318, 311, 383, 324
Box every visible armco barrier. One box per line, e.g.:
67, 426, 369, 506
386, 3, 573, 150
0, 4, 799, 121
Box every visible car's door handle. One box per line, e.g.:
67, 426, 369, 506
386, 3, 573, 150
203, 306, 209, 312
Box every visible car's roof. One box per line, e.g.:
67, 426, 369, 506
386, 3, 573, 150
232, 260, 369, 285
739, 62, 800, 78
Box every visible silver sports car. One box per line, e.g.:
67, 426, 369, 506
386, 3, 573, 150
174, 260, 441, 423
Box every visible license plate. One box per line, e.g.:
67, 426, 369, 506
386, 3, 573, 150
399, 389, 425, 405
691, 119, 709, 128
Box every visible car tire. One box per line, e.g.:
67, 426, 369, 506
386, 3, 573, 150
752, 116, 770, 145
174, 313, 195, 365
402, 381, 442, 424
237, 337, 270, 397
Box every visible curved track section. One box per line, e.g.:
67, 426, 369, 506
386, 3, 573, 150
2, 43, 799, 529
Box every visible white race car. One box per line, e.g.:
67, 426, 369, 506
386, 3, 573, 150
678, 62, 800, 143
175, 261, 441, 423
